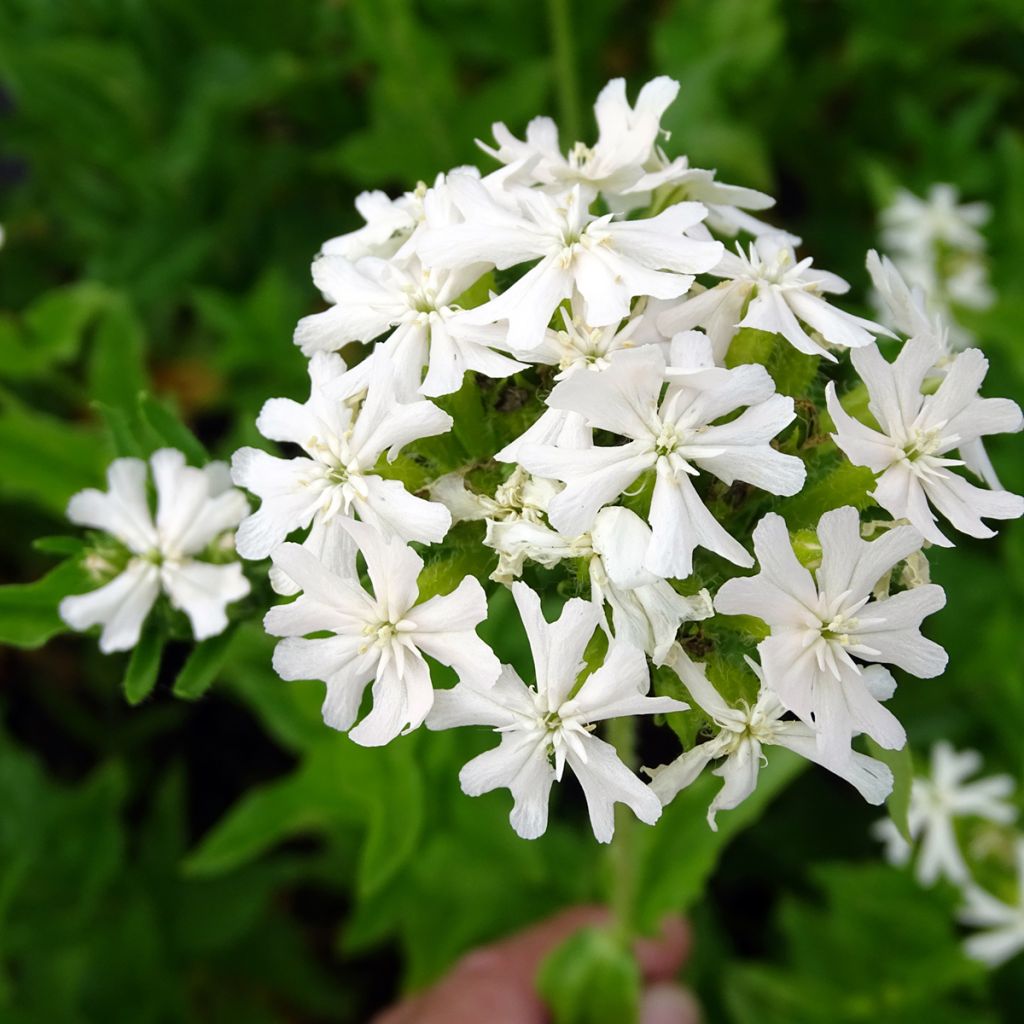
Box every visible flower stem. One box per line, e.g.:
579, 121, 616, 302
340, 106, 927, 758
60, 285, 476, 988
547, 0, 582, 144
606, 713, 638, 940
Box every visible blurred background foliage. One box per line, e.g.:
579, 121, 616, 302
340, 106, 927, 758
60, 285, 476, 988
1, 0, 1023, 1020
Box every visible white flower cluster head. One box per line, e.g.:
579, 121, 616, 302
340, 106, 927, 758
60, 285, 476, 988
59, 449, 251, 652
60, 79, 1023, 851
872, 742, 1024, 969
878, 183, 994, 349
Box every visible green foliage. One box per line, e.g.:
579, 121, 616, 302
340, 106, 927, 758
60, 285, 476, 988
1, 0, 1023, 1019
537, 927, 642, 1024
866, 738, 915, 842
0, 555, 92, 649
633, 750, 805, 931
723, 864, 993, 1024
123, 619, 166, 705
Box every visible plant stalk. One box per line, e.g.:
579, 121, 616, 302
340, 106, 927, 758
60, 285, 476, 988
547, 0, 582, 144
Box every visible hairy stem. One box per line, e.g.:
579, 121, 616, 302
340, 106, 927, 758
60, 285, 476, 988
547, 0, 582, 144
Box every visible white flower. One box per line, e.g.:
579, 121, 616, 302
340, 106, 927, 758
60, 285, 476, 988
430, 466, 560, 527
714, 507, 947, 763
826, 336, 1023, 546
658, 235, 891, 362
867, 250, 1006, 491
231, 352, 453, 564
417, 174, 723, 352
60, 449, 250, 653
264, 519, 500, 747
486, 505, 711, 660
518, 343, 805, 578
621, 153, 783, 238
426, 582, 687, 841
647, 648, 893, 829
881, 184, 989, 260
479, 77, 682, 198
495, 308, 651, 462
960, 839, 1024, 968
320, 188, 420, 261
874, 741, 1016, 887
294, 254, 526, 397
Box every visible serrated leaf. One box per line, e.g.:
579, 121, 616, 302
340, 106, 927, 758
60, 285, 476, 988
537, 927, 641, 1024
0, 557, 92, 648
172, 625, 238, 700
865, 738, 914, 842
123, 619, 165, 705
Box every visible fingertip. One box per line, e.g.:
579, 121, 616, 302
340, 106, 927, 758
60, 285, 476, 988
635, 915, 692, 981
640, 982, 701, 1024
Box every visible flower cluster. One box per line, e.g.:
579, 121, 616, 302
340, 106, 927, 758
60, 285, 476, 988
873, 742, 1024, 968
60, 79, 1023, 856
877, 183, 994, 349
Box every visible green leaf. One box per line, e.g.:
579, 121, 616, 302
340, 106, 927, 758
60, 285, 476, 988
0, 282, 111, 380
88, 298, 148, 414
865, 738, 914, 842
0, 390, 107, 515
633, 749, 805, 931
31, 536, 86, 556
123, 618, 165, 705
537, 927, 641, 1024
172, 625, 237, 700
773, 461, 877, 529
0, 557, 92, 648
185, 734, 424, 898
138, 393, 208, 465
93, 400, 145, 458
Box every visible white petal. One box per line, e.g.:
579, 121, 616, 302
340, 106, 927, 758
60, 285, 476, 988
67, 457, 156, 554
567, 734, 663, 843
59, 560, 161, 654
161, 560, 250, 641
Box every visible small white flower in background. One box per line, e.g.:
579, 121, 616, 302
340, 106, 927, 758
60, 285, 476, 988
231, 352, 453, 566
293, 254, 526, 397
658, 235, 892, 362
881, 184, 989, 262
647, 648, 893, 828
264, 519, 499, 747
873, 741, 1016, 887
479, 76, 682, 199
427, 582, 687, 841
959, 838, 1024, 968
519, 343, 805, 579
417, 174, 723, 352
878, 184, 994, 349
826, 336, 1023, 546
715, 507, 947, 764
60, 449, 250, 653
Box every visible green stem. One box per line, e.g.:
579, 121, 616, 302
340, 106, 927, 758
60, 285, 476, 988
606, 714, 638, 940
547, 0, 582, 143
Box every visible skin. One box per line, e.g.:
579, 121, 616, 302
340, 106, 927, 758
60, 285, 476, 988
372, 907, 700, 1024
